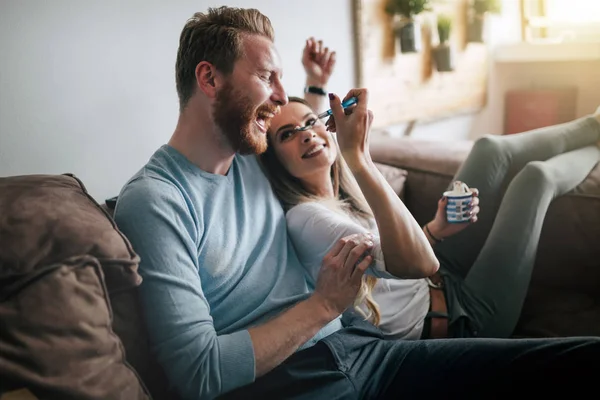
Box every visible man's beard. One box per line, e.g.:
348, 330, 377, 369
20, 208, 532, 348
213, 81, 277, 155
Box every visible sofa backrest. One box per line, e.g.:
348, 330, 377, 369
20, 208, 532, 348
370, 136, 473, 225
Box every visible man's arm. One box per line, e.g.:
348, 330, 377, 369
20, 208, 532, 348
115, 178, 371, 398
249, 230, 374, 376
116, 178, 249, 399
248, 296, 332, 376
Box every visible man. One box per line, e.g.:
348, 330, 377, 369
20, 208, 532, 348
115, 6, 600, 400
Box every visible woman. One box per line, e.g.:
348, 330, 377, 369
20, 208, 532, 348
259, 87, 600, 339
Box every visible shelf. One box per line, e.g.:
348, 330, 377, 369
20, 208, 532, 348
494, 42, 600, 63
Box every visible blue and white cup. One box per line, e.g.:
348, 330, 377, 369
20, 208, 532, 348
444, 190, 473, 223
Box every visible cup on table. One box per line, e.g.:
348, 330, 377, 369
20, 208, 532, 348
443, 190, 473, 223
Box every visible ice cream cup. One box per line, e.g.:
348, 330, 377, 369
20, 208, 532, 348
443, 190, 473, 223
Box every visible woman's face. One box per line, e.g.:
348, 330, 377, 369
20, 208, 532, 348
268, 101, 337, 181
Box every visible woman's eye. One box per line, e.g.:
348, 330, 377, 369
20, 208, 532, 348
305, 118, 317, 127
280, 130, 294, 141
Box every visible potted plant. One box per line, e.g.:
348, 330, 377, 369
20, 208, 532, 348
385, 0, 432, 53
468, 0, 502, 43
432, 14, 454, 72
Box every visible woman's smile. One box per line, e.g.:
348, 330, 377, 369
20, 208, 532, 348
302, 142, 327, 159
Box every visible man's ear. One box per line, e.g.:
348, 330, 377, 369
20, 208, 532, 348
195, 61, 220, 99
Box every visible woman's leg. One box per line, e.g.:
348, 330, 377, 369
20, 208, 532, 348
461, 145, 600, 338
435, 116, 600, 277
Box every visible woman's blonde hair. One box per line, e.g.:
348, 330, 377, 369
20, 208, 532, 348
259, 96, 380, 325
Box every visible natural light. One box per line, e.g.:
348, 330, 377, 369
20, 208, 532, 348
545, 0, 600, 23
522, 0, 600, 42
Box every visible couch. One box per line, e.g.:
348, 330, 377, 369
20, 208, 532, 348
369, 135, 600, 338
1, 135, 599, 399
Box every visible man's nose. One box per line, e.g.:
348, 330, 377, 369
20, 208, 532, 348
271, 79, 288, 106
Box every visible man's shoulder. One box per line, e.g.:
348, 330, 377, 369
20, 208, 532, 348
118, 145, 198, 205
120, 172, 179, 202
115, 172, 184, 223
115, 148, 189, 216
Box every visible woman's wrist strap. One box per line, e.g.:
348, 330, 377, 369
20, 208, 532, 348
425, 223, 444, 243
304, 85, 327, 96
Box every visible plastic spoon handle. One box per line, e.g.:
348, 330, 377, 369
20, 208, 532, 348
317, 97, 358, 119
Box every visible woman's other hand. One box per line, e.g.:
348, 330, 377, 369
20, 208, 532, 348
302, 37, 336, 88
427, 188, 480, 241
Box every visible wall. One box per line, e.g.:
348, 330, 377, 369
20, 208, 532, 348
0, 0, 355, 201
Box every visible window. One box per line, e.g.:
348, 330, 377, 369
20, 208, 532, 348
521, 0, 600, 42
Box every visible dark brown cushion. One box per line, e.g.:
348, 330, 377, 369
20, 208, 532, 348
0, 255, 150, 399
0, 174, 141, 294
0, 174, 171, 399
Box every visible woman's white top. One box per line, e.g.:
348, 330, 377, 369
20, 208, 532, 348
286, 201, 431, 340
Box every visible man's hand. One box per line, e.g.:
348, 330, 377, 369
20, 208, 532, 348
312, 233, 374, 316
302, 37, 336, 88
249, 232, 373, 378
427, 187, 480, 242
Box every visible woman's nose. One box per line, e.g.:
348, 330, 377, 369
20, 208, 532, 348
301, 130, 316, 143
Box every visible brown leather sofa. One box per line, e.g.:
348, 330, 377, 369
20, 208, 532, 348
1, 134, 598, 399
370, 135, 600, 338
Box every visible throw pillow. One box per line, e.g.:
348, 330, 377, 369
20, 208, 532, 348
0, 174, 175, 399
0, 255, 150, 399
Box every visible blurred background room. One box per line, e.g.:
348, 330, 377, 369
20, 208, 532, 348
1, 0, 599, 201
